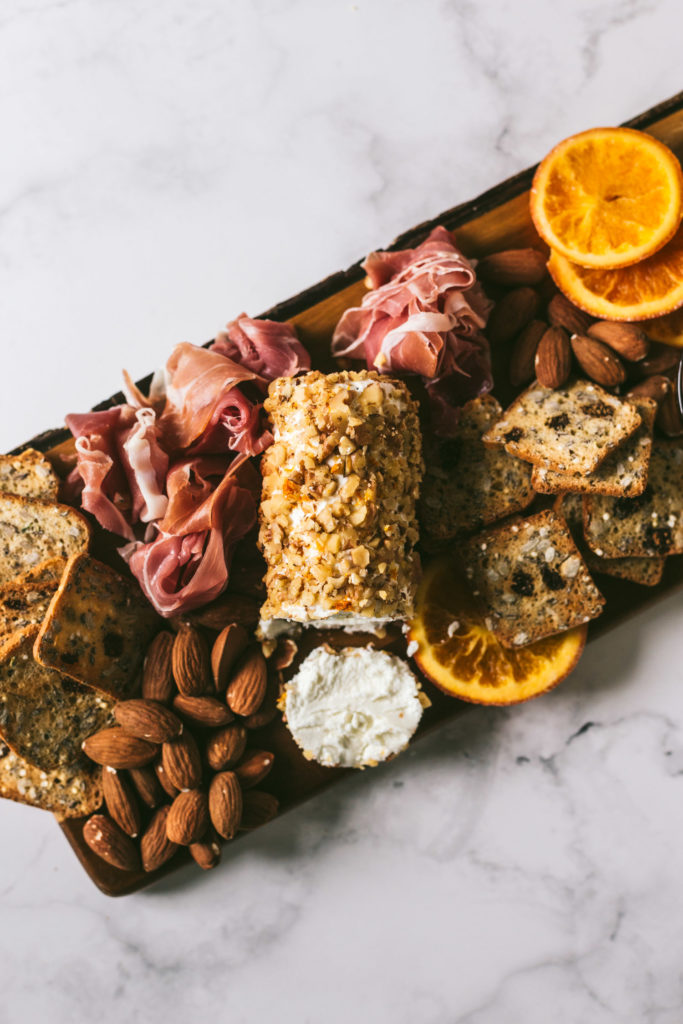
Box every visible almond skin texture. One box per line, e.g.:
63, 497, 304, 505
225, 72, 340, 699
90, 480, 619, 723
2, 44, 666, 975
535, 326, 572, 388
102, 767, 142, 838
142, 632, 175, 703
271, 637, 298, 671
128, 765, 165, 808
633, 342, 680, 379
173, 694, 234, 728
509, 319, 547, 388
626, 375, 672, 405
243, 673, 280, 729
114, 699, 183, 744
172, 623, 211, 696
141, 805, 180, 872
206, 723, 248, 772
82, 728, 158, 769
189, 826, 222, 870
208, 771, 242, 840
154, 758, 179, 799
211, 622, 249, 691
226, 647, 268, 716
476, 248, 547, 287
166, 789, 210, 846
176, 593, 260, 632
83, 813, 140, 872
587, 321, 650, 362
239, 791, 279, 831
570, 333, 626, 387
161, 732, 202, 790
235, 750, 275, 789
486, 287, 540, 346
656, 386, 683, 436
547, 293, 593, 335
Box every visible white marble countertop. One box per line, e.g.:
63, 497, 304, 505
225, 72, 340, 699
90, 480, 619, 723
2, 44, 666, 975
2, 1, 683, 1021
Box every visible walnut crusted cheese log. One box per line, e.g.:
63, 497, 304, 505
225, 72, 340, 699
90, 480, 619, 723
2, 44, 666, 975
258, 370, 423, 635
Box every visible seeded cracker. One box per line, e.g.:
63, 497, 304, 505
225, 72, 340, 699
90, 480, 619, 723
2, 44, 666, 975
35, 553, 160, 699
584, 441, 683, 558
532, 399, 656, 498
420, 395, 535, 540
0, 741, 103, 819
0, 558, 66, 647
483, 379, 642, 474
0, 628, 113, 772
0, 495, 89, 586
462, 510, 605, 647
0, 449, 59, 501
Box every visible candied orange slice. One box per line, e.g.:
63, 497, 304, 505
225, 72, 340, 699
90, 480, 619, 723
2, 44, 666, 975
548, 222, 683, 321
531, 127, 683, 269
407, 560, 586, 706
642, 306, 683, 348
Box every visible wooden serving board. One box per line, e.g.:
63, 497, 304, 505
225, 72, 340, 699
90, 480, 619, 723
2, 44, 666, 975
16, 90, 683, 895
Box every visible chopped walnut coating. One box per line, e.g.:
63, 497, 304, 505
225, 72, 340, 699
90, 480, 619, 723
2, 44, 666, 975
258, 371, 423, 628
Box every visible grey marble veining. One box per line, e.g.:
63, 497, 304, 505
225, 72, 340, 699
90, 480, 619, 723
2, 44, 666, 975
1, 1, 683, 1021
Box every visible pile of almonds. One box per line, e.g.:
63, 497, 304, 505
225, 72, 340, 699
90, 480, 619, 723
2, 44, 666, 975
81, 621, 290, 875
479, 248, 683, 436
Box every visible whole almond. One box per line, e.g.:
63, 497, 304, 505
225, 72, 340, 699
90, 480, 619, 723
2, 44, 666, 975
626, 375, 672, 405
206, 723, 248, 772
243, 673, 280, 729
486, 287, 540, 346
587, 321, 650, 362
114, 699, 183, 744
656, 386, 683, 436
176, 593, 260, 632
82, 728, 157, 769
226, 647, 268, 716
161, 732, 202, 790
211, 622, 249, 691
236, 750, 275, 789
102, 767, 142, 838
128, 765, 165, 808
509, 319, 547, 387
142, 632, 175, 703
208, 771, 242, 840
633, 342, 680, 379
570, 333, 626, 388
83, 813, 140, 872
476, 248, 547, 287
154, 758, 179, 799
172, 623, 211, 696
547, 293, 593, 335
173, 694, 234, 728
166, 789, 210, 846
239, 791, 279, 831
189, 826, 222, 871
535, 326, 572, 388
141, 805, 180, 872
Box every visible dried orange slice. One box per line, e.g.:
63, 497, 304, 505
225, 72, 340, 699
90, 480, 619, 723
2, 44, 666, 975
531, 127, 683, 269
407, 560, 586, 706
642, 306, 683, 348
548, 222, 683, 321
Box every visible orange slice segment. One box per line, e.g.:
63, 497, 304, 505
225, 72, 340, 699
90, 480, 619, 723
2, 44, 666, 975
531, 127, 683, 269
407, 560, 586, 706
642, 306, 683, 348
548, 222, 683, 321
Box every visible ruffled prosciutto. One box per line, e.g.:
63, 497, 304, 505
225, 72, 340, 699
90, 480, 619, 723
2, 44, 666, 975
212, 314, 310, 381
66, 407, 138, 541
332, 226, 493, 433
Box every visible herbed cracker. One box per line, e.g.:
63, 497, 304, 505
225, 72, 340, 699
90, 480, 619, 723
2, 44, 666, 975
483, 379, 642, 474
420, 395, 535, 540
0, 449, 59, 501
462, 509, 605, 648
0, 558, 66, 646
35, 553, 160, 699
584, 441, 683, 558
0, 740, 103, 819
532, 399, 656, 498
0, 495, 89, 586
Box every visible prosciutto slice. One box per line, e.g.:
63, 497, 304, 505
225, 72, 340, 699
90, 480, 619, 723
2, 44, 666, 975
212, 314, 310, 381
332, 226, 493, 432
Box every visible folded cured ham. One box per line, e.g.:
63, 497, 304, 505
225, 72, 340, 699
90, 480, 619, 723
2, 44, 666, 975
332, 226, 492, 433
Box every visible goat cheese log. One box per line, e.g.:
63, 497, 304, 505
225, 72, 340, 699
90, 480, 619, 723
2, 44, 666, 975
258, 370, 423, 635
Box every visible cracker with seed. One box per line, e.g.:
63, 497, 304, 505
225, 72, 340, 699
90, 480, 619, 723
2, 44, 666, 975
35, 553, 160, 699
0, 558, 66, 645
0, 495, 89, 586
0, 449, 59, 500
462, 509, 605, 648
483, 379, 642, 474
0, 628, 113, 772
532, 399, 656, 498
0, 740, 103, 820
584, 442, 683, 558
420, 395, 535, 540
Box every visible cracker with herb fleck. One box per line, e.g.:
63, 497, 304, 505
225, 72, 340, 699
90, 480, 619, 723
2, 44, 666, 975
0, 449, 59, 501
0, 495, 89, 586
0, 740, 103, 819
0, 558, 66, 646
